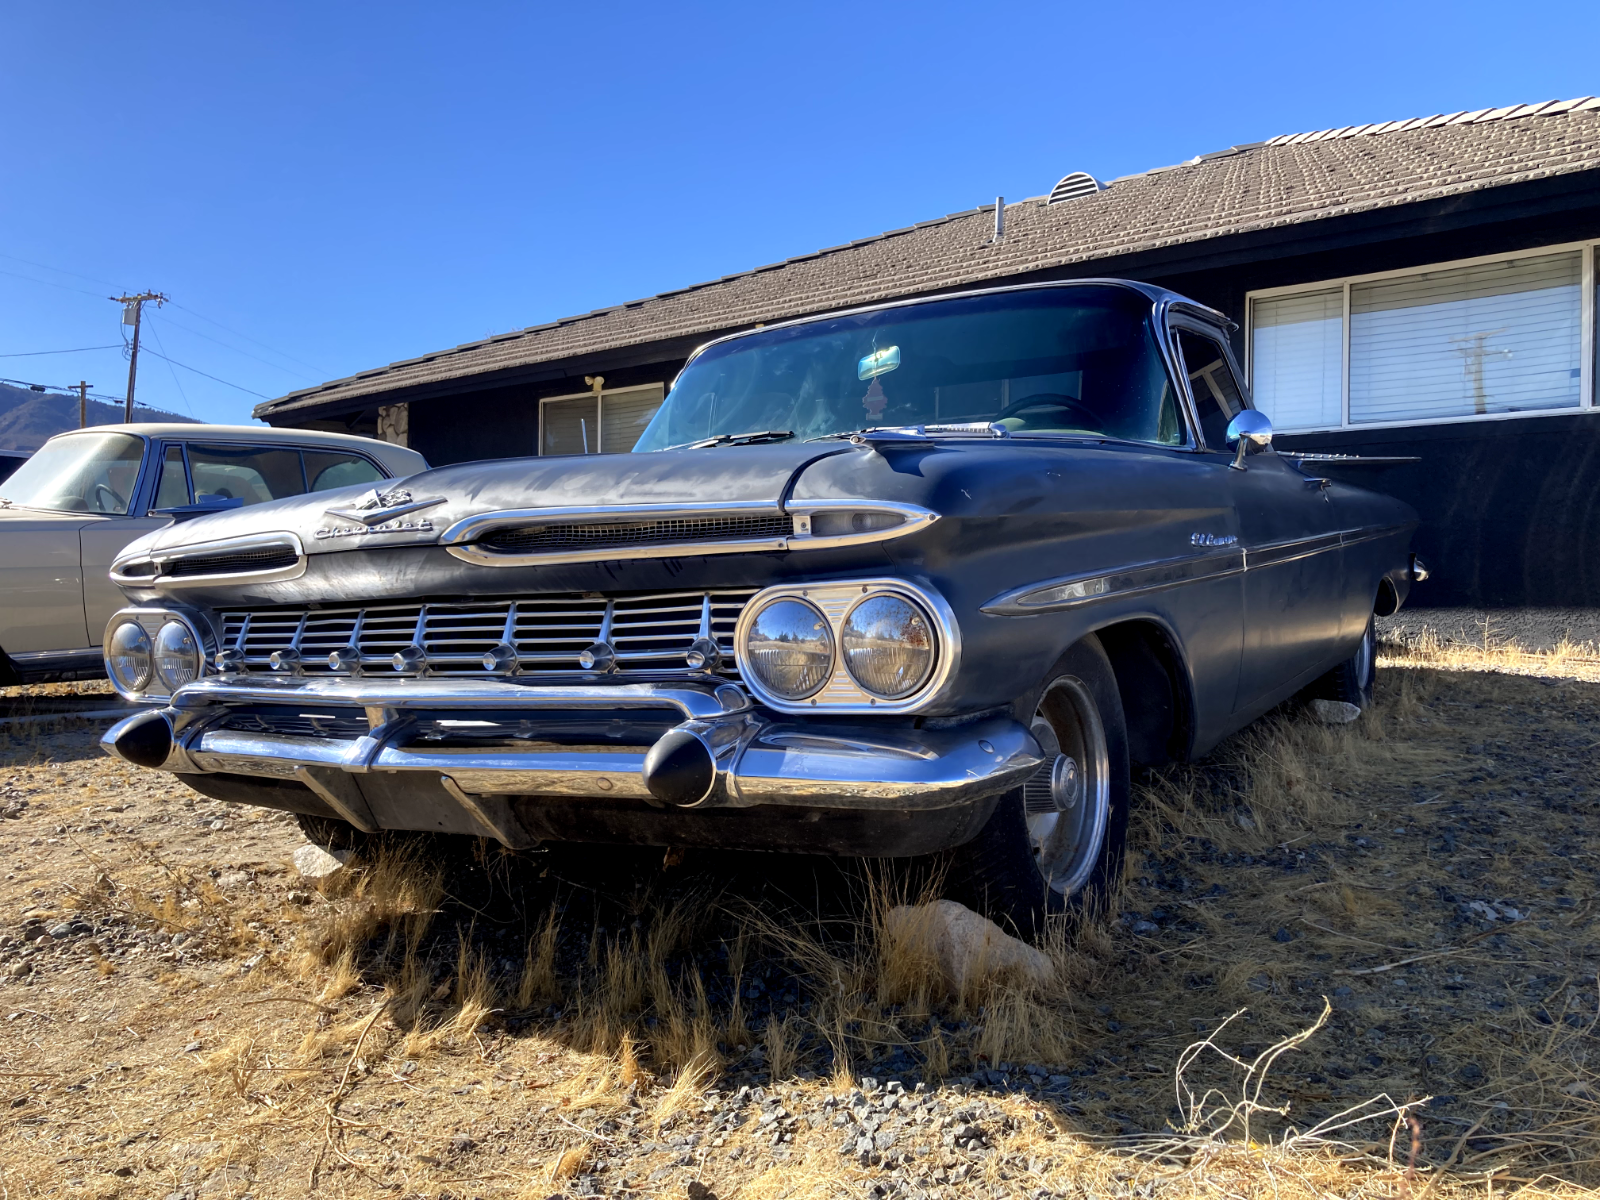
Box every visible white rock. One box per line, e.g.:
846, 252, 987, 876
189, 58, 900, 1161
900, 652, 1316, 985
882, 899, 1053, 992
293, 844, 351, 879
1310, 699, 1362, 724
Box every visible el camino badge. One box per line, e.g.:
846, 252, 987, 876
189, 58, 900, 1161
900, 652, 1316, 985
1190, 532, 1237, 547
317, 488, 446, 540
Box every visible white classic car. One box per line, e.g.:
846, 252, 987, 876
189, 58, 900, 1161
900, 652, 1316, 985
0, 424, 426, 683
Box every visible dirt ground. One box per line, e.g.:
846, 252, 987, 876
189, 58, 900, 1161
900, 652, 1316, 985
2, 638, 1599, 1199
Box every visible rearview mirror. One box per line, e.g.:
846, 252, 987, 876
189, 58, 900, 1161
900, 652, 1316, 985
1225, 410, 1273, 470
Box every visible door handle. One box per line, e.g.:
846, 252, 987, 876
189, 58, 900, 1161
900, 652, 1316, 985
1302, 477, 1331, 491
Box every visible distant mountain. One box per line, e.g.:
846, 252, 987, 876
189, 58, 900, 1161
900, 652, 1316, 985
0, 383, 197, 452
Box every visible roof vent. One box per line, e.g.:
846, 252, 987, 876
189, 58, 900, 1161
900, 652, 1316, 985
1047, 172, 1104, 204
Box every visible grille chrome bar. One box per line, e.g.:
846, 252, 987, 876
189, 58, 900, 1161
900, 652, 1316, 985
218, 588, 756, 679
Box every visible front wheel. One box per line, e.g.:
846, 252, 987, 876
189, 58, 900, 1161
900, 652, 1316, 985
944, 636, 1130, 936
1304, 614, 1376, 710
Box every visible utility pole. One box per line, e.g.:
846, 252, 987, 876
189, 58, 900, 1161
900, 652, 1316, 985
77, 381, 92, 428
111, 291, 169, 422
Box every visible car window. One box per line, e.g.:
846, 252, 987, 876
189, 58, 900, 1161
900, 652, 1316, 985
153, 445, 190, 509
1175, 329, 1246, 450
305, 451, 384, 492
187, 444, 306, 504
635, 285, 1186, 449
0, 431, 145, 514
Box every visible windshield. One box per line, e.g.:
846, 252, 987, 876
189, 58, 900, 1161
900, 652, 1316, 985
0, 432, 145, 515
634, 285, 1183, 451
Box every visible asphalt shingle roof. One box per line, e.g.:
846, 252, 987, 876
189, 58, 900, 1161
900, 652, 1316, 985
256, 99, 1600, 420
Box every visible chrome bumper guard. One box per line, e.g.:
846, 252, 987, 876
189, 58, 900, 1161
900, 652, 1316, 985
101, 678, 1042, 839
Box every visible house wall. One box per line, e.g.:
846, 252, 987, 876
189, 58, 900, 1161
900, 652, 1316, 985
278, 180, 1600, 609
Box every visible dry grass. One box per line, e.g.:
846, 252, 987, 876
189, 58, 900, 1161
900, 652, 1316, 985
3, 632, 1600, 1196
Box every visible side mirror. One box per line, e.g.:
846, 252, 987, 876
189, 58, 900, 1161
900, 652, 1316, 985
1225, 409, 1273, 470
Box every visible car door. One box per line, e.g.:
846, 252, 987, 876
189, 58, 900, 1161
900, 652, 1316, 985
78, 442, 178, 643
1171, 322, 1348, 715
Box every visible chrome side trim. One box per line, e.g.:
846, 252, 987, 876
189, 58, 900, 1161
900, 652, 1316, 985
783, 500, 939, 550
1245, 530, 1344, 569
982, 549, 1246, 615
983, 522, 1412, 616
734, 578, 961, 716
438, 500, 937, 566
111, 531, 307, 588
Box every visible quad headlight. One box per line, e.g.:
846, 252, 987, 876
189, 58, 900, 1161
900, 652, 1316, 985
742, 598, 835, 700
153, 620, 203, 690
106, 621, 153, 693
735, 580, 954, 712
841, 594, 935, 699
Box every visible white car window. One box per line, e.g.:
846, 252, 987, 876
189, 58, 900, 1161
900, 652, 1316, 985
0, 431, 145, 514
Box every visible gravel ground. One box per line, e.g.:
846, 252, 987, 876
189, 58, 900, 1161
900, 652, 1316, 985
3, 654, 1600, 1197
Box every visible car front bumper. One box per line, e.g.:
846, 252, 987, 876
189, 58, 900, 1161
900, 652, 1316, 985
100, 677, 1042, 855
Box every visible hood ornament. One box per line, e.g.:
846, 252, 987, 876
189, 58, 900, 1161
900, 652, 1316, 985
323, 488, 446, 528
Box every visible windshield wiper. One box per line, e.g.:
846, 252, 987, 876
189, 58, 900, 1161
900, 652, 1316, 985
678, 429, 795, 450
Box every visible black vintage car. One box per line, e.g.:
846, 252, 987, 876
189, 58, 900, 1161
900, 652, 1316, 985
100, 281, 1422, 930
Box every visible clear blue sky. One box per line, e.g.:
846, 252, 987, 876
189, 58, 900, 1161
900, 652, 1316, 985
2, 1, 1596, 424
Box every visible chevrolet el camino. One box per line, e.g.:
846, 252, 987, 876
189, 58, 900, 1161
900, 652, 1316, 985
98, 281, 1424, 931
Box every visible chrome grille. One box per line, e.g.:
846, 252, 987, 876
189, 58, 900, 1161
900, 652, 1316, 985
168, 546, 300, 578
479, 513, 793, 554
217, 589, 755, 678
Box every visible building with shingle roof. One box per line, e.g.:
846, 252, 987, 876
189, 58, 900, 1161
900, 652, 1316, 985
257, 100, 1600, 607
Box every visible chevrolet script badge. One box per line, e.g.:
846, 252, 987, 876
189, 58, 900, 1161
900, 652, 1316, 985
322, 488, 446, 527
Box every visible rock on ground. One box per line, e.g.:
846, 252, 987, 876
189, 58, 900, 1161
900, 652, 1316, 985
883, 899, 1052, 992
292, 843, 351, 878
1310, 699, 1362, 724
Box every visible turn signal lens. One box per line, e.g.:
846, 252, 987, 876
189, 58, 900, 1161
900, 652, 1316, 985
744, 598, 834, 700
153, 621, 202, 690
841, 594, 935, 699
107, 622, 153, 693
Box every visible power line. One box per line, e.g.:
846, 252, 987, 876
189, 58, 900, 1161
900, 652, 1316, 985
0, 345, 122, 358
167, 301, 329, 377
139, 311, 194, 418
0, 266, 112, 300
135, 346, 270, 399
0, 251, 128, 291
1, 250, 329, 381
153, 311, 319, 380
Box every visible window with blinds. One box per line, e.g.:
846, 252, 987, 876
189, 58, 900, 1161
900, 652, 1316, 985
1250, 289, 1343, 430
1350, 252, 1581, 424
539, 384, 664, 455
1249, 246, 1594, 431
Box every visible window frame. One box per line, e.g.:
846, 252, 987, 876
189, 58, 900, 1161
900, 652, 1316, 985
1245, 240, 1599, 433
144, 440, 390, 515
1167, 314, 1252, 452
537, 383, 666, 456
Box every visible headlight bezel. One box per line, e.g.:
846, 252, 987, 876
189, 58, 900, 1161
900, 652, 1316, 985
741, 596, 836, 701
103, 607, 214, 701
733, 578, 957, 714
106, 621, 154, 693
839, 592, 937, 700
153, 620, 203, 691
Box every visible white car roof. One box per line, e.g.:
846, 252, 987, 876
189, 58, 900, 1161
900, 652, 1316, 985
46, 423, 427, 474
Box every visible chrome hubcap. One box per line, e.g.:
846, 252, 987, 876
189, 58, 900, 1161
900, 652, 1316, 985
1355, 624, 1375, 690
1022, 677, 1111, 897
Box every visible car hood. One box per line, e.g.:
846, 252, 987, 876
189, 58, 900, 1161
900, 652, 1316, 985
0, 504, 104, 533
122, 443, 852, 560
